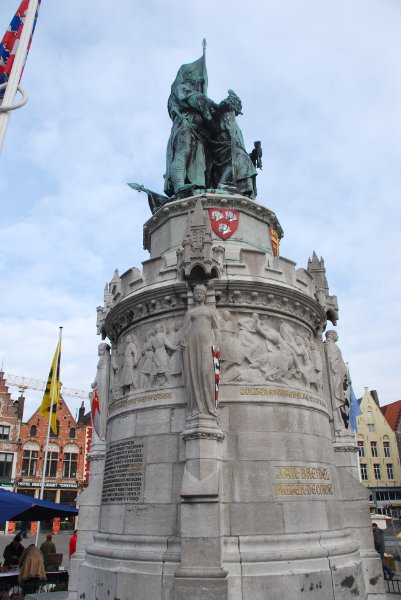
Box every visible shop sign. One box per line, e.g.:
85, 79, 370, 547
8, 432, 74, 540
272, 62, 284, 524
18, 480, 80, 489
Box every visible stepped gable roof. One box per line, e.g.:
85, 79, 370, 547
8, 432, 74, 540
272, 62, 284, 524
381, 400, 401, 431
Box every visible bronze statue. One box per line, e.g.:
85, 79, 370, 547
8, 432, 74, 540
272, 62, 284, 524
130, 43, 262, 212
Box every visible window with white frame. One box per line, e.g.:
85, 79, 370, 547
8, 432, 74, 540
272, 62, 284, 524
0, 453, 13, 480
357, 441, 365, 457
383, 441, 390, 458
0, 425, 10, 440
371, 441, 378, 457
360, 463, 368, 480
387, 464, 394, 480
373, 464, 381, 480
22, 449, 38, 476
63, 443, 79, 478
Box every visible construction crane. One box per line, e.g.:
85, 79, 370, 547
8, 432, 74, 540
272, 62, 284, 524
4, 373, 89, 401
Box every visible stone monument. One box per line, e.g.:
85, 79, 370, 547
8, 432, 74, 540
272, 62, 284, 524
73, 47, 386, 600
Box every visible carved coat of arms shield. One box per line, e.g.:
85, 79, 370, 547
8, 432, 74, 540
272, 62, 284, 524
208, 208, 239, 240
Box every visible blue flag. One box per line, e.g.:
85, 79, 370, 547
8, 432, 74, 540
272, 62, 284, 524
349, 380, 361, 431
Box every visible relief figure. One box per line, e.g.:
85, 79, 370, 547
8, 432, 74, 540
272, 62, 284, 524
256, 318, 299, 382
140, 331, 156, 390
166, 322, 183, 384
120, 334, 140, 393
153, 324, 171, 387
308, 339, 323, 393
219, 310, 244, 382
181, 284, 220, 417
110, 342, 124, 402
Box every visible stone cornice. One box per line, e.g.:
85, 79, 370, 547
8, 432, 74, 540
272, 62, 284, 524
214, 280, 327, 333
143, 193, 284, 252
104, 277, 327, 342
104, 282, 188, 342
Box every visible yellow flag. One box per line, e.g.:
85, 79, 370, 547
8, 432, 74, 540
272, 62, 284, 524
39, 338, 62, 434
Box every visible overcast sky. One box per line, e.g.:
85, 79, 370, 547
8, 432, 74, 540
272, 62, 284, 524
0, 0, 400, 420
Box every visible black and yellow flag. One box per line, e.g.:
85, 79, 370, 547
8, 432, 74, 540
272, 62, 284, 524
39, 337, 62, 434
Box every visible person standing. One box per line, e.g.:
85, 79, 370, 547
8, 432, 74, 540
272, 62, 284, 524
21, 520, 30, 539
372, 522, 395, 580
3, 533, 24, 568
69, 530, 77, 559
40, 533, 56, 569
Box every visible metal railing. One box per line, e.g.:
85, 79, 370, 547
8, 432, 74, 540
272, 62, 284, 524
386, 577, 401, 594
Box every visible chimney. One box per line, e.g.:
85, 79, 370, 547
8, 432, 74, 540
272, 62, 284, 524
78, 401, 85, 426
370, 390, 380, 407
16, 394, 25, 420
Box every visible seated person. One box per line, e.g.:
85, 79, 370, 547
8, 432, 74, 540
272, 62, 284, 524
3, 534, 24, 568
18, 544, 46, 594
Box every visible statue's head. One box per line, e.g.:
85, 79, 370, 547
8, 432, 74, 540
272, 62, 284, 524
171, 55, 208, 96
193, 284, 207, 303
226, 90, 242, 115
98, 342, 110, 355
325, 330, 338, 342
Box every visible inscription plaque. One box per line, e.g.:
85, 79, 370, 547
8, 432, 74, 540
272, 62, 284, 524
274, 464, 333, 497
102, 439, 144, 503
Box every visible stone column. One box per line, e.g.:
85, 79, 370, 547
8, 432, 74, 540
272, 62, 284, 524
175, 416, 227, 600
68, 432, 106, 600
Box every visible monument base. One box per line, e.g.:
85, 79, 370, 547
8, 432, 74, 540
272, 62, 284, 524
175, 571, 228, 600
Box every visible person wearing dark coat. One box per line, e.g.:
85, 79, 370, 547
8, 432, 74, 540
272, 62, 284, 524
3, 534, 24, 568
372, 522, 395, 580
40, 533, 57, 569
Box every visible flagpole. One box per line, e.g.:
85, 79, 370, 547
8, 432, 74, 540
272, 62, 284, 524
35, 326, 63, 547
0, 0, 40, 154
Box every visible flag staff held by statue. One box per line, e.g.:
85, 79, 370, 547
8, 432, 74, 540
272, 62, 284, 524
35, 326, 63, 546
0, 0, 41, 154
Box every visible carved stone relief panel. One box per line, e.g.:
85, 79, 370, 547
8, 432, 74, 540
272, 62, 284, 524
110, 319, 184, 403
218, 310, 324, 392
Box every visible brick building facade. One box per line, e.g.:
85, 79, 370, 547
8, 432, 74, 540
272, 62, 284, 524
15, 398, 91, 506
0, 372, 24, 491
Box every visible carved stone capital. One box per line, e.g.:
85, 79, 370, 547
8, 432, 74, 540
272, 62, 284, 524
181, 430, 225, 442
181, 414, 225, 442
333, 442, 359, 453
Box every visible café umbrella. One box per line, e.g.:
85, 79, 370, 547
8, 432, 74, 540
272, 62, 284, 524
0, 489, 78, 525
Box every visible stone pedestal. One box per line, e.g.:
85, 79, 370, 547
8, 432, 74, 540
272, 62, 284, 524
175, 419, 227, 600
68, 434, 105, 600
77, 193, 385, 600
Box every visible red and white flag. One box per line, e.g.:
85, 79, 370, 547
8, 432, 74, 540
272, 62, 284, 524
0, 0, 41, 93
212, 345, 221, 409
90, 387, 101, 437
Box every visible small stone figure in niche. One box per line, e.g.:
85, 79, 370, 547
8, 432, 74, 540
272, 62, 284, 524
140, 331, 156, 390
324, 330, 350, 429
166, 322, 183, 384
153, 324, 170, 387
181, 284, 220, 417
91, 342, 111, 439
308, 338, 323, 393
120, 334, 140, 393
